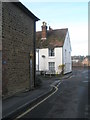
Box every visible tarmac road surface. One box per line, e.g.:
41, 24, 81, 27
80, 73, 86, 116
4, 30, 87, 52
15, 68, 89, 119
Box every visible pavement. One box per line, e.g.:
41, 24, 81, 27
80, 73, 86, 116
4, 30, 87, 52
2, 72, 72, 119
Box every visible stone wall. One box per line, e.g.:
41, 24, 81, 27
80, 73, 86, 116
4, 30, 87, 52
2, 2, 35, 98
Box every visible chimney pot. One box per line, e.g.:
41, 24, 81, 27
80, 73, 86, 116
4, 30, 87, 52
41, 22, 47, 40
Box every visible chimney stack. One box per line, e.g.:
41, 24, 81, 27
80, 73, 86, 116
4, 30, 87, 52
41, 22, 47, 40
49, 26, 53, 31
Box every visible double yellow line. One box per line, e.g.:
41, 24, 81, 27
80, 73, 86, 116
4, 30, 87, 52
15, 82, 61, 119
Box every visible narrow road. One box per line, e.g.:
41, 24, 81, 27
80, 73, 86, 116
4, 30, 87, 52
16, 68, 89, 119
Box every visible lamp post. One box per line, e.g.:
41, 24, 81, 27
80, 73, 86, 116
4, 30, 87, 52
36, 49, 39, 71
29, 52, 33, 90
42, 55, 46, 76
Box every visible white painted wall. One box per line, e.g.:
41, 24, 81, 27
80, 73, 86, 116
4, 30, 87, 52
55, 47, 62, 74
36, 49, 39, 71
36, 47, 63, 74
62, 31, 72, 74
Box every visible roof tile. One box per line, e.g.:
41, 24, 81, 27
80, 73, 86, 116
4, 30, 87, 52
36, 28, 68, 48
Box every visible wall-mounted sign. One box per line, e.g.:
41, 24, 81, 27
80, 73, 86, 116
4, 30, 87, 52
2, 61, 6, 64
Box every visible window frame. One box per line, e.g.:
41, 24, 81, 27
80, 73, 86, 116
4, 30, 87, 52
48, 48, 55, 57
48, 62, 55, 72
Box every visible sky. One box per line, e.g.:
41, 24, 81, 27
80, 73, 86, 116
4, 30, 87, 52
20, 0, 88, 56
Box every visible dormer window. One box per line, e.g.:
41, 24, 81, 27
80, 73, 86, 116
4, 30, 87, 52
49, 48, 55, 56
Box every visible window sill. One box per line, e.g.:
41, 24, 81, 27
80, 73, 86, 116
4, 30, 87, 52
48, 56, 55, 59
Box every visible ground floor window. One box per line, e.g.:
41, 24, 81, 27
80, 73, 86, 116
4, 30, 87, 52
48, 62, 55, 73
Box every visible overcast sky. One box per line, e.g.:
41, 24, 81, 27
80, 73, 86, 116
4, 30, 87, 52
20, 0, 88, 56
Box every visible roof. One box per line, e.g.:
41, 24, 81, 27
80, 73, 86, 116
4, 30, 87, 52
36, 28, 68, 49
13, 2, 40, 21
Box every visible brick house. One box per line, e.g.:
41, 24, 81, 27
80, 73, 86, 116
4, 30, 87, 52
71, 56, 84, 67
0, 2, 2, 97
2, 2, 39, 98
82, 56, 90, 66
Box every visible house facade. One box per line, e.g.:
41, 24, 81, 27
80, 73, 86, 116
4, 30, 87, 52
72, 56, 85, 67
36, 22, 72, 74
82, 56, 90, 66
2, 2, 39, 98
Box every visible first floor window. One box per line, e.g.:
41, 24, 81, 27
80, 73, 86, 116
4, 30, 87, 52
48, 62, 55, 72
49, 48, 55, 56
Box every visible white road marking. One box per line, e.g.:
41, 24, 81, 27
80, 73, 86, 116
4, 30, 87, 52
82, 81, 88, 83
15, 82, 61, 119
56, 82, 61, 87
82, 70, 88, 74
69, 76, 73, 79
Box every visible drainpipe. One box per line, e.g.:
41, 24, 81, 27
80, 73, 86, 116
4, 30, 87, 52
29, 52, 33, 90
38, 49, 39, 71
33, 21, 36, 87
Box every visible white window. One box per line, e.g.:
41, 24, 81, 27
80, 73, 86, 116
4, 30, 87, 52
49, 48, 55, 56
48, 62, 55, 72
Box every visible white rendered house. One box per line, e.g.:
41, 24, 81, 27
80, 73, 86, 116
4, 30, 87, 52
36, 22, 72, 74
